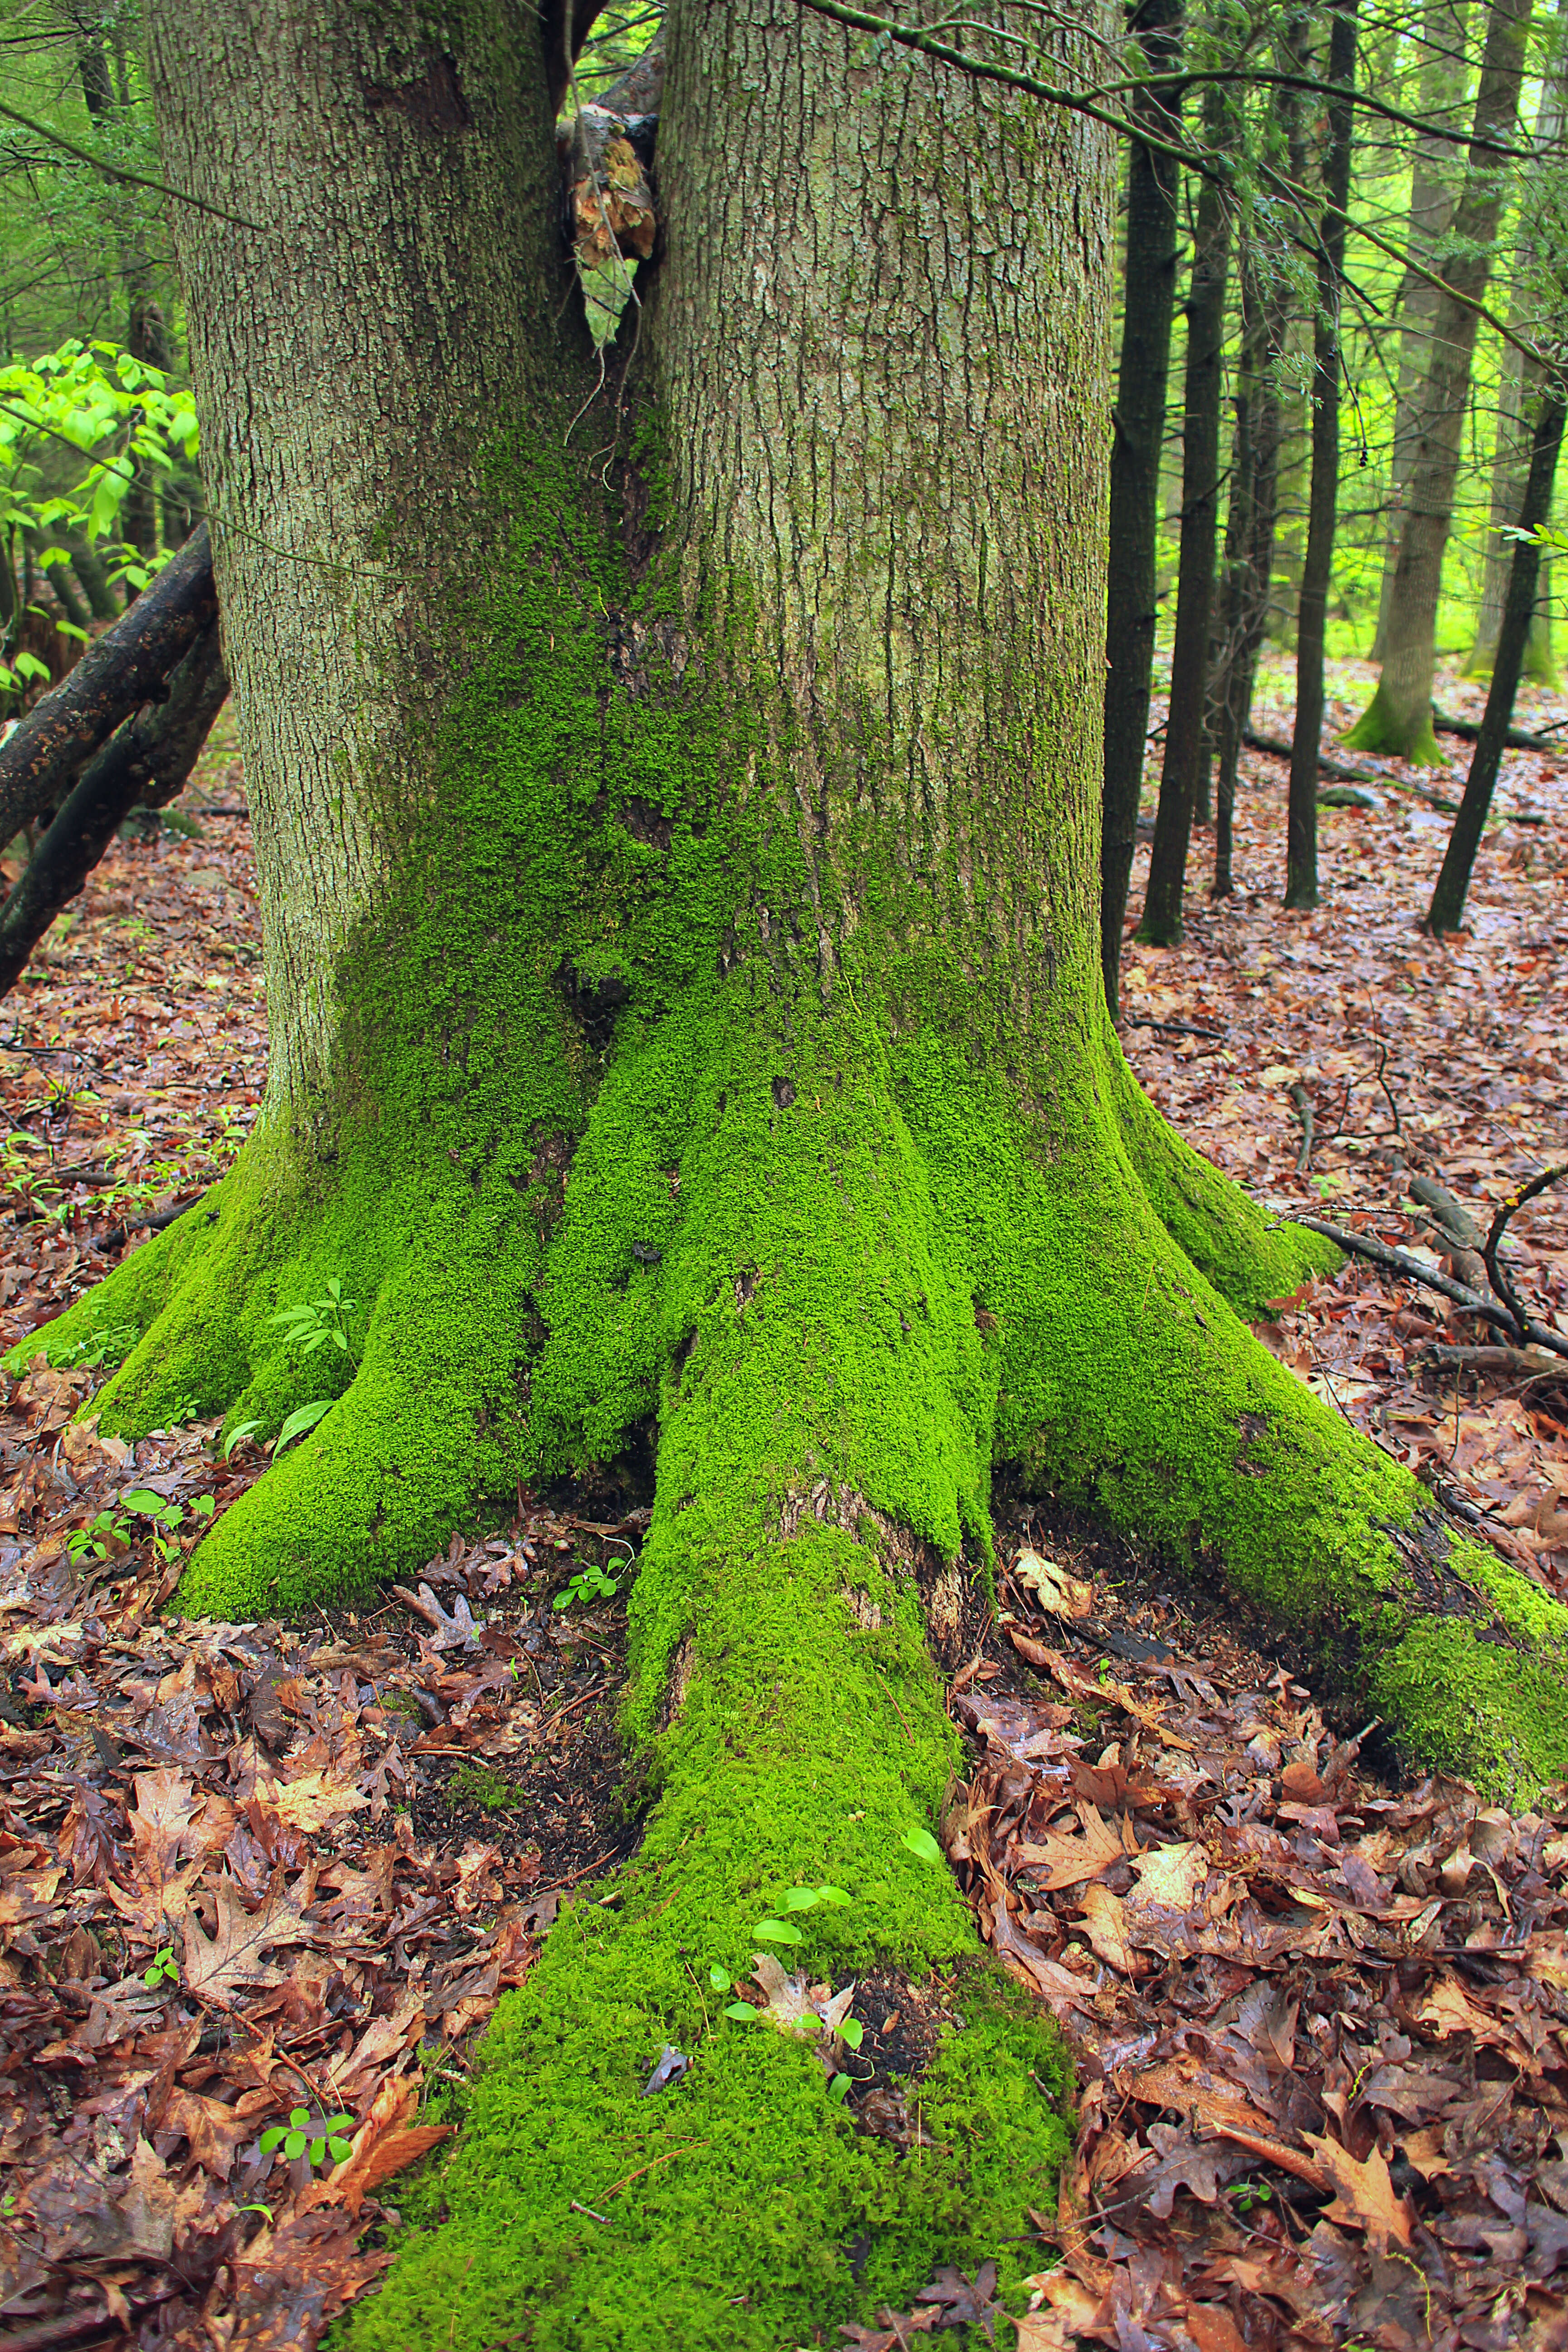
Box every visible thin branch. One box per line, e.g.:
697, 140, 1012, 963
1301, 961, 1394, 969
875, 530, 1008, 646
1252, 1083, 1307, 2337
0, 98, 263, 229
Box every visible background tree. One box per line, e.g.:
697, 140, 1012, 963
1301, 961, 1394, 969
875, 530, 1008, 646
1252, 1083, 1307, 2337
1346, 0, 1531, 760
1286, 0, 1358, 909
1139, 80, 1237, 944
1101, 0, 1185, 1016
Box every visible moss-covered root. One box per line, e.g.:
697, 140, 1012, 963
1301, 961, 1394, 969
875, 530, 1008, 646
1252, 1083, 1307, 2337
351, 1019, 1073, 2349
1343, 678, 1446, 766
1017, 1191, 1568, 1799
3, 1128, 543, 1612
351, 1524, 1071, 2352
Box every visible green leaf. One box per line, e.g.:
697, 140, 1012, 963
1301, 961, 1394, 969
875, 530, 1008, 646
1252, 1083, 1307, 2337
309, 2137, 326, 2166
902, 1826, 943, 1866
723, 2001, 758, 2020
840, 2017, 864, 2051
121, 1488, 169, 1519
328, 2136, 353, 2163
829, 2073, 852, 2102
223, 1421, 263, 1460
753, 1919, 803, 1944
782, 1887, 820, 1911
326, 2114, 353, 2134
289, 2108, 309, 2128
708, 1965, 730, 1991
258, 2127, 286, 2156
283, 2130, 306, 2161
814, 1885, 853, 1906
275, 1398, 333, 1453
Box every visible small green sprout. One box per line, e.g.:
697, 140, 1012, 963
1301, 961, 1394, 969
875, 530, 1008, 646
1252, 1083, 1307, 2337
552, 1563, 618, 1611
259, 2106, 355, 2168
143, 1945, 179, 1989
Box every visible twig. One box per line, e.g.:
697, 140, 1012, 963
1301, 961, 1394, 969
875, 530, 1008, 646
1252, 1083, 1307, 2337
1120, 1016, 1227, 1041
602, 2141, 708, 2201
1288, 1083, 1314, 1175
1372, 1043, 1401, 1139
1482, 1164, 1567, 1345
570, 2200, 610, 2223
1284, 1215, 1568, 1359
1421, 1344, 1568, 1386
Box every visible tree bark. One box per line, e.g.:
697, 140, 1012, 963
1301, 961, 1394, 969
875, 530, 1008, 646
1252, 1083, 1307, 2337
1369, 0, 1471, 663
1286, 0, 1358, 909
14, 1, 1568, 2337
1101, 0, 1184, 1017
1139, 84, 1235, 945
1427, 379, 1567, 931
1346, 0, 1530, 762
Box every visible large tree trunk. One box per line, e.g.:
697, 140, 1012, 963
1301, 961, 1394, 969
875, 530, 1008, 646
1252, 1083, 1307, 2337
1346, 0, 1530, 762
1100, 0, 1184, 1018
15, 0, 1568, 2336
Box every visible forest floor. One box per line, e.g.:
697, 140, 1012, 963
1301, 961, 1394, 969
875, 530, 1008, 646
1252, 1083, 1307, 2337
0, 673, 1563, 2349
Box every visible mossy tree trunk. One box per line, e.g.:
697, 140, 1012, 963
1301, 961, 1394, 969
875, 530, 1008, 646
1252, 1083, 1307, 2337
15, 0, 1568, 2339
1345, 0, 1529, 764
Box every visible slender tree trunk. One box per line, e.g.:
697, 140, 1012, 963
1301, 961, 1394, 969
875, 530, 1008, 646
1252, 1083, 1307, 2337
1101, 0, 1184, 1018
1287, 0, 1359, 908
77, 34, 176, 574
1370, 0, 1471, 662
1139, 84, 1235, 943
1346, 0, 1531, 762
1428, 379, 1567, 929
1211, 249, 1284, 898
1465, 5, 1567, 678
15, 2, 1568, 2335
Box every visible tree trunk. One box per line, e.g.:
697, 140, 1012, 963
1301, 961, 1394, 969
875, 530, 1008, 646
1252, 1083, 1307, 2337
1463, 5, 1567, 681
1346, 0, 1530, 762
1428, 379, 1567, 930
1211, 32, 1301, 902
1138, 86, 1235, 944
1368, 0, 1470, 663
15, 0, 1568, 2337
1286, 0, 1359, 909
1101, 0, 1184, 1018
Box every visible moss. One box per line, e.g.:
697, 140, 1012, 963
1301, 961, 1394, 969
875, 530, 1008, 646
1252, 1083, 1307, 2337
1343, 679, 1446, 766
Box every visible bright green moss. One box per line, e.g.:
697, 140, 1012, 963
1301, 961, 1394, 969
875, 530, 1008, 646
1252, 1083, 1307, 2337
1343, 679, 1446, 767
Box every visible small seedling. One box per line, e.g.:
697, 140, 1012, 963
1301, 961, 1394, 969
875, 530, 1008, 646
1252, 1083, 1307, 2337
270, 1276, 359, 1362
828, 2073, 853, 2102
902, 1826, 943, 1866
67, 1508, 131, 1561
553, 1563, 618, 1612
223, 1419, 264, 1460
259, 2106, 355, 2168
1226, 2180, 1272, 2215
143, 1945, 179, 1989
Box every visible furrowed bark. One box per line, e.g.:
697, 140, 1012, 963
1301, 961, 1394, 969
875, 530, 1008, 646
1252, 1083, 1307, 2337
1101, 0, 1184, 1017
1139, 83, 1235, 946
1347, 0, 1529, 763
1286, 0, 1357, 910
0, 523, 215, 846
0, 623, 228, 998
1427, 380, 1567, 932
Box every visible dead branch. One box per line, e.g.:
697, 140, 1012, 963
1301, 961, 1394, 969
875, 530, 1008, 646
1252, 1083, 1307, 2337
1286, 1215, 1568, 1359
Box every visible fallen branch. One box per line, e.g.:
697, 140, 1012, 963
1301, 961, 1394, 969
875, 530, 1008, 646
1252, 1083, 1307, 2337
1483, 1164, 1568, 1343
1286, 1215, 1568, 1359
1421, 1344, 1568, 1385
0, 622, 229, 999
1433, 705, 1553, 752
0, 523, 216, 847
